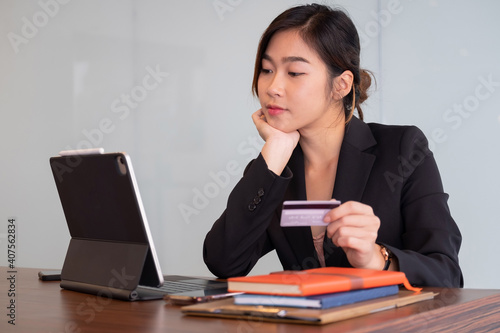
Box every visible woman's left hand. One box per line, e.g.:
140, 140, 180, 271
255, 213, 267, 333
323, 201, 385, 270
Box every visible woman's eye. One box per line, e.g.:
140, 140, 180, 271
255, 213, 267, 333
260, 68, 273, 74
288, 72, 304, 77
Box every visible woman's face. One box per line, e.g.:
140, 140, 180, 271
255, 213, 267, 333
257, 29, 341, 134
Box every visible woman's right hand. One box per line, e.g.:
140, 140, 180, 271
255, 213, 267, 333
252, 109, 300, 175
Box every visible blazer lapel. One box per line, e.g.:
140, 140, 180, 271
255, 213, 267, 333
325, 117, 377, 267
281, 145, 319, 268
332, 117, 377, 202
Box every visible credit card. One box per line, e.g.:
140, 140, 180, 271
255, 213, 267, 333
280, 200, 341, 227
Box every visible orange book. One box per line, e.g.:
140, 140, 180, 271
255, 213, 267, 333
227, 267, 420, 296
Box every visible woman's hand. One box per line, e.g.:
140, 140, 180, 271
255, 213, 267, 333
323, 201, 386, 270
252, 109, 300, 175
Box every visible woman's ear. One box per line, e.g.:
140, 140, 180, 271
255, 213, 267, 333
332, 70, 354, 100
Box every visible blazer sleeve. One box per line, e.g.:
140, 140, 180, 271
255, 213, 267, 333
203, 154, 292, 278
384, 126, 463, 287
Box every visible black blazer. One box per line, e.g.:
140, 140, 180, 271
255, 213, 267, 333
203, 117, 463, 287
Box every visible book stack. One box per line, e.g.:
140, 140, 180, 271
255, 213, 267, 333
182, 267, 433, 325
227, 267, 421, 309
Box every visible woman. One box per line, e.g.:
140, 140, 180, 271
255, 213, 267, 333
203, 4, 463, 287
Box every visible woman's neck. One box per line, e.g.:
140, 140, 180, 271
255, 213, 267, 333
299, 117, 345, 169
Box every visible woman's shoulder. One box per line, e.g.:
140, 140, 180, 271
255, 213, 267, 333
366, 122, 428, 146
366, 122, 424, 137
363, 121, 431, 157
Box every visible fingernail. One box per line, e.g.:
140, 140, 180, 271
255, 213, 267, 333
323, 215, 331, 223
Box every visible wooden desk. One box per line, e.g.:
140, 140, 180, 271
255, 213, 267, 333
2, 267, 500, 332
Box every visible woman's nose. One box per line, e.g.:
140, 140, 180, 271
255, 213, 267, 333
266, 73, 284, 97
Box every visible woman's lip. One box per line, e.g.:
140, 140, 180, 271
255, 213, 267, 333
267, 105, 286, 116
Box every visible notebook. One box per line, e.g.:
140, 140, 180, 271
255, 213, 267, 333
227, 267, 421, 296
49, 148, 227, 301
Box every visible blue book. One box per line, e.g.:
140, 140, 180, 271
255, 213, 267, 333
233, 285, 399, 309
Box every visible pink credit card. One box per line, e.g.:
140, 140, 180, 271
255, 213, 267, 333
280, 200, 341, 227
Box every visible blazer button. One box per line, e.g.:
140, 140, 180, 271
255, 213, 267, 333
248, 203, 257, 211
253, 196, 261, 204
257, 188, 265, 197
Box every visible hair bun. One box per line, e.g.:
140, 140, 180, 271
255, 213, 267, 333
352, 69, 375, 121
358, 69, 373, 105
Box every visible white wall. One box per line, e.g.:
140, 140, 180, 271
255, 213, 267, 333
1, 0, 498, 288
